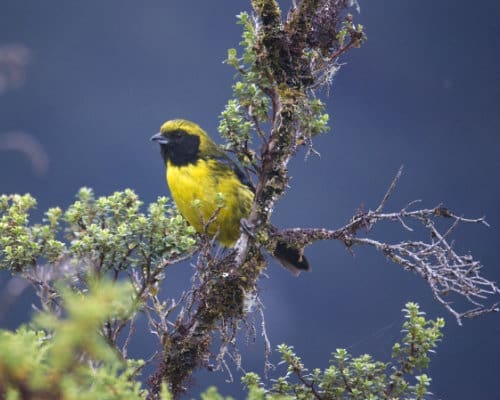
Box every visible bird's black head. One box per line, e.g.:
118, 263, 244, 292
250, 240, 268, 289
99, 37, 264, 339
151, 120, 202, 167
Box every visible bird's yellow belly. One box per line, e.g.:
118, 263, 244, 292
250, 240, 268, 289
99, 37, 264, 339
166, 160, 253, 246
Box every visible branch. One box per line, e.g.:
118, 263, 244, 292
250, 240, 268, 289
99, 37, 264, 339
144, 1, 492, 396
277, 169, 498, 325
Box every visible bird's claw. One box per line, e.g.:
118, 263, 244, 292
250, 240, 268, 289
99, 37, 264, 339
240, 218, 256, 238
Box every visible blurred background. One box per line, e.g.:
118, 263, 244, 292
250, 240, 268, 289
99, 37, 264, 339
1, 0, 499, 398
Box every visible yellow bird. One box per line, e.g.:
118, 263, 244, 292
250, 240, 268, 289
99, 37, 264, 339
151, 119, 310, 275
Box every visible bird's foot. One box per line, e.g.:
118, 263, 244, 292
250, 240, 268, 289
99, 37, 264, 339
240, 218, 256, 238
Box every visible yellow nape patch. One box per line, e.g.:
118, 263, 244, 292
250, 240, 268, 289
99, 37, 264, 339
167, 159, 253, 246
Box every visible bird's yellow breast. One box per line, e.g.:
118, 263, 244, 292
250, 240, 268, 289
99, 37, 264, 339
166, 159, 254, 246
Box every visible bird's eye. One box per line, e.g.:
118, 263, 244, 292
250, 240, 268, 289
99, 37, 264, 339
172, 130, 184, 139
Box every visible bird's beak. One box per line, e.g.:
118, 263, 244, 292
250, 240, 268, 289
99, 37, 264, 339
150, 132, 168, 144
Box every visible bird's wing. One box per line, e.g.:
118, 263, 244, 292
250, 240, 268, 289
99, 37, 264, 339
212, 153, 255, 192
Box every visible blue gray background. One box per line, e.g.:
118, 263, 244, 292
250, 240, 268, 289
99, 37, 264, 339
1, 1, 499, 398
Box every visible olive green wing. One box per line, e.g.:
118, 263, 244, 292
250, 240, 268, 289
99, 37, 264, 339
210, 153, 255, 192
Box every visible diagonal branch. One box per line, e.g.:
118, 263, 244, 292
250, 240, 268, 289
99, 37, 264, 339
277, 170, 498, 325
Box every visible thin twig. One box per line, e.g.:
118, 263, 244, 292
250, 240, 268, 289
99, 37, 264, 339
375, 164, 404, 213
275, 172, 497, 325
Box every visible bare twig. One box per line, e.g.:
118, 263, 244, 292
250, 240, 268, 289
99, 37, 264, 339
375, 164, 403, 213
121, 319, 135, 359
277, 174, 497, 325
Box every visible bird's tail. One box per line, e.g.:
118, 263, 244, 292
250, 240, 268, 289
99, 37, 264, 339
273, 241, 311, 276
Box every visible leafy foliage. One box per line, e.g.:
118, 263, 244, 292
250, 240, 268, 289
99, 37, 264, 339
219, 10, 332, 168
0, 188, 197, 276
0, 289, 442, 400
0, 280, 147, 400
0, 187, 445, 399
235, 303, 443, 400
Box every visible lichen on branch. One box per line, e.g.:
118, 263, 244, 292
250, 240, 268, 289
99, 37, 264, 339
152, 0, 367, 395
276, 167, 499, 325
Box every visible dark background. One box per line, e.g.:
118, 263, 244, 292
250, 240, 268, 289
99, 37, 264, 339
1, 1, 499, 398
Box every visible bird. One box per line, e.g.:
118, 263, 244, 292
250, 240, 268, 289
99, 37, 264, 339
151, 119, 310, 275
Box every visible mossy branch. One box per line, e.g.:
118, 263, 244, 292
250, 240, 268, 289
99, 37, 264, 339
151, 1, 366, 395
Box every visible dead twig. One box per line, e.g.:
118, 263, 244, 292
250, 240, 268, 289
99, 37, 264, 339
277, 169, 497, 325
